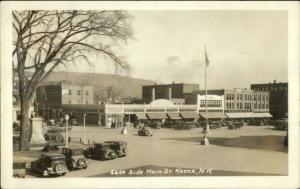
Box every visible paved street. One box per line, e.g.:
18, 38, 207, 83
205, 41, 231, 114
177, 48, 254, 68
14, 125, 288, 177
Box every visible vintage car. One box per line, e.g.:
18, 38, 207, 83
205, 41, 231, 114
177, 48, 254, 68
208, 121, 222, 129
104, 141, 127, 157
138, 127, 153, 136
174, 122, 197, 130
13, 161, 26, 178
31, 153, 68, 177
250, 119, 265, 126
148, 121, 162, 129
70, 119, 79, 126
13, 121, 21, 134
86, 143, 117, 161
62, 147, 88, 170
44, 129, 64, 143
162, 120, 175, 128
274, 118, 288, 131
227, 121, 243, 129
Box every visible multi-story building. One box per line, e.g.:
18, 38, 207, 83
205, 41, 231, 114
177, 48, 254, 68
251, 80, 288, 119
36, 82, 94, 120
142, 83, 199, 104
186, 88, 271, 119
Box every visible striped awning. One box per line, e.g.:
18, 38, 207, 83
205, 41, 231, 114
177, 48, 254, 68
199, 112, 227, 119
135, 113, 148, 120
180, 111, 196, 119
167, 112, 182, 120
147, 112, 167, 119
226, 112, 254, 118
252, 112, 273, 118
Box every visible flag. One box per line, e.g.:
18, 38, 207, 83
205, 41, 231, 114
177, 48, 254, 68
205, 46, 210, 66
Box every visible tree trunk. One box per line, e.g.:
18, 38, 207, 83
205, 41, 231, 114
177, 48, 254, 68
19, 98, 31, 151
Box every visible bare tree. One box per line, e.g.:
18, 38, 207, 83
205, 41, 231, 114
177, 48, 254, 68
13, 10, 133, 151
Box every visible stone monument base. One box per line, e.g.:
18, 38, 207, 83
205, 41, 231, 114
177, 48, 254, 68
30, 117, 46, 145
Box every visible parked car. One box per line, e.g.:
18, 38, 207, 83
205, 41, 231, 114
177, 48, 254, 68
13, 161, 26, 178
208, 121, 222, 129
104, 141, 127, 157
43, 129, 65, 151
174, 122, 197, 130
138, 127, 153, 136
31, 153, 68, 177
250, 119, 265, 126
70, 119, 79, 126
86, 143, 117, 161
62, 147, 88, 170
148, 121, 162, 129
227, 121, 242, 129
274, 118, 288, 131
44, 129, 64, 143
13, 121, 20, 134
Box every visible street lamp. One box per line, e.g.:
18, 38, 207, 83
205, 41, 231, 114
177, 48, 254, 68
65, 114, 69, 147
83, 113, 87, 144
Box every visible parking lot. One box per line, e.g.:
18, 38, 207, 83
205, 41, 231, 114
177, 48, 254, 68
14, 125, 288, 177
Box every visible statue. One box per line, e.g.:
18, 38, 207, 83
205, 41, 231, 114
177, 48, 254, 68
33, 98, 39, 117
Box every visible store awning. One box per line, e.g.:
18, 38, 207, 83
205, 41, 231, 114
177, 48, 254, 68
135, 113, 148, 120
167, 112, 182, 120
226, 112, 254, 118
180, 111, 197, 119
252, 112, 273, 118
147, 112, 167, 119
199, 112, 227, 119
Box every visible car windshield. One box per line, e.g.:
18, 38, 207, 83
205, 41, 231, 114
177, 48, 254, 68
72, 149, 84, 155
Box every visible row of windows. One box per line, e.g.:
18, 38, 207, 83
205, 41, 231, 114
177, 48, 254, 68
226, 103, 268, 110
253, 94, 268, 101
68, 90, 89, 96
200, 100, 222, 107
226, 94, 252, 101
255, 86, 287, 91
226, 93, 269, 101
254, 103, 269, 109
68, 100, 89, 104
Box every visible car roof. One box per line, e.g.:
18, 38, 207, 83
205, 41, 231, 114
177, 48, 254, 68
62, 147, 84, 150
42, 153, 65, 159
105, 141, 126, 143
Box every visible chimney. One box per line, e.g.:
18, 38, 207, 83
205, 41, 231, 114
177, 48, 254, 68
152, 87, 155, 101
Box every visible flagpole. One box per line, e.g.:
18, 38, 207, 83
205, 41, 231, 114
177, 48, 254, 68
201, 44, 209, 145
205, 45, 208, 138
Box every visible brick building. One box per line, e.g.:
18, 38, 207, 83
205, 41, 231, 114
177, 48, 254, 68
142, 83, 199, 104
185, 88, 271, 119
251, 80, 288, 119
36, 82, 94, 120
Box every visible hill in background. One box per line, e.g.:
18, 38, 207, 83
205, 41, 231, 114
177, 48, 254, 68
41, 71, 155, 100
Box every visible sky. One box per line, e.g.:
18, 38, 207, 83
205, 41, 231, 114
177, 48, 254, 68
67, 10, 288, 90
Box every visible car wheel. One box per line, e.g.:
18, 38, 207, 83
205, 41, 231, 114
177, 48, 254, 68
100, 154, 106, 161
54, 163, 64, 173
